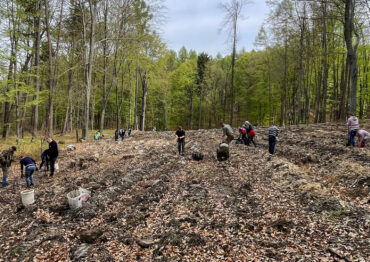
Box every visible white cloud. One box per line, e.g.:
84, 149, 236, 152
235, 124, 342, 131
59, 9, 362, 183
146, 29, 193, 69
161, 0, 269, 57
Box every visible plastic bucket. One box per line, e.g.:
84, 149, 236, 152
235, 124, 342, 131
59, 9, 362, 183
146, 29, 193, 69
67, 190, 82, 209
21, 189, 35, 206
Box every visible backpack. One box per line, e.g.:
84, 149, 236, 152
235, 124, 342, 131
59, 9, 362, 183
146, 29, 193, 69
192, 153, 204, 161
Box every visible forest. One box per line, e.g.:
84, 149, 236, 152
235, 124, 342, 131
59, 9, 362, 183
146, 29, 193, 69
0, 0, 369, 141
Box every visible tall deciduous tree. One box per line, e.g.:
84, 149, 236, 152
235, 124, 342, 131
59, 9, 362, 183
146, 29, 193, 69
220, 0, 248, 125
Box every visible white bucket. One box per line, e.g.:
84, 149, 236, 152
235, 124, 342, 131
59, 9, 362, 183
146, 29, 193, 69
21, 189, 35, 206
67, 190, 82, 209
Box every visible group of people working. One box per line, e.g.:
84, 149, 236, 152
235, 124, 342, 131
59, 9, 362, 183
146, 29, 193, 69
114, 128, 132, 141
221, 122, 279, 155
175, 121, 280, 156
347, 112, 369, 148
175, 112, 369, 158
1, 138, 59, 188
2, 113, 368, 188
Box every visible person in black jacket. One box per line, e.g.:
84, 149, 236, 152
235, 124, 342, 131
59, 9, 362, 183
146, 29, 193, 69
175, 126, 185, 155
47, 138, 58, 177
20, 156, 37, 187
39, 149, 50, 171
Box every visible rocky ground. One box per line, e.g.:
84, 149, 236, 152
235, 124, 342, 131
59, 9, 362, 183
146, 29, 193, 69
0, 123, 369, 261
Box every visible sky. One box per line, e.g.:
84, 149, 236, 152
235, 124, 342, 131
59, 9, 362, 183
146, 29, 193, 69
161, 0, 270, 57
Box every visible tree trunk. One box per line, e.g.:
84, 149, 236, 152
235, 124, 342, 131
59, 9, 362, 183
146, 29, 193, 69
134, 66, 139, 130
320, 1, 328, 123
230, 20, 237, 126
63, 68, 74, 134
82, 0, 96, 140
280, 36, 288, 126
297, 19, 304, 125
339, 54, 349, 120
139, 69, 148, 131
344, 0, 359, 114
2, 50, 14, 139
99, 0, 109, 131
31, 0, 41, 137
198, 86, 203, 129
189, 90, 193, 129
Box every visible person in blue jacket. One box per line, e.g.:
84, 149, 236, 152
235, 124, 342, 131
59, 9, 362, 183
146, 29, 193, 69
20, 156, 37, 187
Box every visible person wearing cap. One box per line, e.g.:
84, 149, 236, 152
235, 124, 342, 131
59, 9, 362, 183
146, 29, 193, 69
347, 112, 359, 147
20, 156, 37, 187
0, 146, 16, 187
47, 138, 58, 177
175, 126, 185, 155
221, 122, 234, 144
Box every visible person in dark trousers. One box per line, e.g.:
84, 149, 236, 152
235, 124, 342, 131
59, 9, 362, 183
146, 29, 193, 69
1, 146, 16, 187
347, 112, 359, 147
119, 129, 126, 141
239, 127, 247, 145
39, 149, 50, 171
114, 130, 119, 141
176, 126, 185, 155
268, 125, 279, 155
47, 138, 58, 177
20, 156, 37, 187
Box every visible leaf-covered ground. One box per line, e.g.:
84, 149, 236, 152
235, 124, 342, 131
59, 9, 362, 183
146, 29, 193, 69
0, 123, 369, 261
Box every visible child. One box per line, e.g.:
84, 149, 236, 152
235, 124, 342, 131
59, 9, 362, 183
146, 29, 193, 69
239, 127, 247, 145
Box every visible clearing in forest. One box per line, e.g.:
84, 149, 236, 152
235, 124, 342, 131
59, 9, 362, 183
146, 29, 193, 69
0, 123, 369, 261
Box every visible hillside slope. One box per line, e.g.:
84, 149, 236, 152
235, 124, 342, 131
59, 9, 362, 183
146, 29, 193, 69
0, 123, 369, 261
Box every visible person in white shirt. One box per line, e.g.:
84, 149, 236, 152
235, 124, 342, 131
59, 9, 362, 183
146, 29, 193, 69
356, 129, 370, 148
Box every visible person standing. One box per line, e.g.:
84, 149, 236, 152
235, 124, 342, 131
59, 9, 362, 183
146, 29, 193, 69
94, 130, 102, 143
128, 128, 132, 137
20, 156, 37, 187
268, 125, 279, 155
347, 112, 359, 147
119, 129, 126, 141
1, 146, 16, 187
176, 126, 185, 155
221, 122, 234, 144
114, 129, 119, 141
356, 129, 370, 148
47, 138, 58, 177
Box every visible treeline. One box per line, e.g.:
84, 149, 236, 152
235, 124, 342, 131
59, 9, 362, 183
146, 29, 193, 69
0, 0, 369, 141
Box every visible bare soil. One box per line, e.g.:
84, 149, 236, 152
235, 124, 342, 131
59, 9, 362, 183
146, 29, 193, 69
0, 123, 369, 261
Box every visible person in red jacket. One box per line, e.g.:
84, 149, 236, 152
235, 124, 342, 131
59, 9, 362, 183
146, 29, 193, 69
243, 121, 256, 147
